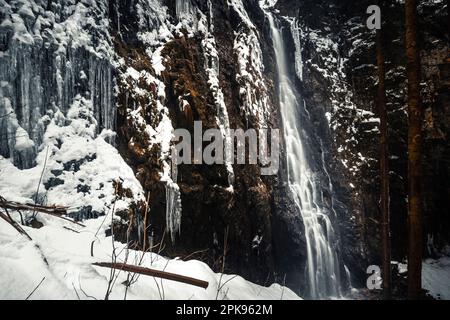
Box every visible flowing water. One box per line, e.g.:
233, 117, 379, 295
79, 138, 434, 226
266, 12, 343, 299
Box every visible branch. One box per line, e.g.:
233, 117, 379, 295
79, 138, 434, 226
0, 211, 32, 240
92, 262, 209, 289
0, 198, 85, 227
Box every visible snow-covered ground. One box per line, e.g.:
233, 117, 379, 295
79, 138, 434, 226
0, 208, 300, 300
0, 93, 300, 300
423, 257, 450, 300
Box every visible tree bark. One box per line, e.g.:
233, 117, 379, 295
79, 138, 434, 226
405, 0, 423, 300
376, 11, 391, 298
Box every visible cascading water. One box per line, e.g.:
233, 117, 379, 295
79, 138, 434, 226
265, 11, 343, 299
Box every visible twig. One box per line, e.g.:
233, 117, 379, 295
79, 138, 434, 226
17, 209, 25, 226
0, 111, 13, 119
63, 226, 80, 233
143, 192, 150, 251
72, 283, 81, 300
182, 248, 209, 261
257, 273, 271, 297
33, 146, 49, 218
78, 274, 97, 300
104, 182, 119, 300
215, 226, 229, 300
280, 274, 286, 300
25, 277, 45, 300
45, 212, 86, 227
217, 275, 238, 299
0, 211, 32, 240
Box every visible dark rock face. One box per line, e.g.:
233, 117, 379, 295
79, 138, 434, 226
111, 0, 309, 293
276, 0, 450, 279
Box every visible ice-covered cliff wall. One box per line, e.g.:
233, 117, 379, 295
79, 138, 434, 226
0, 0, 114, 169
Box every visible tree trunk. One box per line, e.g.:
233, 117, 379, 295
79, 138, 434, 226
405, 0, 423, 300
447, 0, 450, 42
376, 12, 391, 299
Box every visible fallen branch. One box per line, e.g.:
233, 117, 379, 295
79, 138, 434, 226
92, 262, 209, 289
0, 211, 32, 240
0, 198, 85, 227
0, 200, 68, 216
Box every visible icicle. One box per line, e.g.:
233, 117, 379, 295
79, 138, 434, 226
290, 19, 304, 81
165, 155, 182, 243
175, 0, 197, 25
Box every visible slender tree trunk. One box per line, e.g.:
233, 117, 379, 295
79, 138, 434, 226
405, 0, 423, 300
447, 0, 450, 44
376, 16, 391, 299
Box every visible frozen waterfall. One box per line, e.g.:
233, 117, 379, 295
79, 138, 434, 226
0, 1, 114, 170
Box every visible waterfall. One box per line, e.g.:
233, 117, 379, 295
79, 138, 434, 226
266, 12, 343, 299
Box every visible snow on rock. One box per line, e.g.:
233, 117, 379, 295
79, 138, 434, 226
0, 95, 145, 217
231, 2, 270, 128
14, 127, 35, 152
290, 19, 304, 81
199, 17, 235, 188
0, 206, 301, 300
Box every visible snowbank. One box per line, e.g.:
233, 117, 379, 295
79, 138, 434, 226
422, 257, 450, 300
0, 209, 300, 300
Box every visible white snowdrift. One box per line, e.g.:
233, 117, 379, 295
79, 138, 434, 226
422, 257, 450, 300
0, 211, 300, 300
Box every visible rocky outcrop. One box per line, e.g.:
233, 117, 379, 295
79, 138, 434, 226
110, 0, 308, 293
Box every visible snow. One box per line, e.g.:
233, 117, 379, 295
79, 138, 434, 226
14, 127, 35, 151
152, 46, 166, 76
233, 16, 270, 128
0, 89, 298, 299
290, 19, 304, 81
0, 204, 300, 300
197, 11, 235, 188
259, 0, 278, 9
391, 258, 450, 300
1, 0, 115, 169
227, 0, 255, 29
0, 96, 144, 214
423, 257, 450, 300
